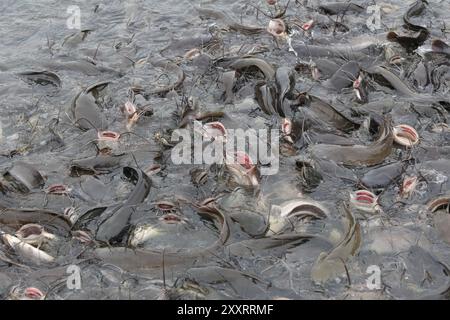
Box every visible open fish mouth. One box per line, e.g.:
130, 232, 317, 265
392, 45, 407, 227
400, 176, 419, 198
224, 151, 260, 187
97, 131, 121, 141
267, 19, 287, 38
281, 118, 293, 143
124, 101, 137, 116
350, 190, 380, 212
393, 124, 419, 146
231, 151, 254, 170
389, 55, 405, 64
202, 121, 227, 140
159, 213, 185, 224
47, 184, 70, 195
427, 196, 450, 213
154, 201, 178, 212
24, 287, 45, 300
8, 286, 45, 300
15, 223, 56, 244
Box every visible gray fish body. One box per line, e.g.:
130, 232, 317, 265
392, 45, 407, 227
4, 161, 44, 192
70, 154, 125, 176
318, 2, 365, 15
255, 81, 279, 116
0, 207, 72, 233
73, 93, 105, 131
94, 206, 229, 269
323, 61, 360, 91
307, 95, 358, 132
360, 162, 406, 188
311, 204, 361, 283
95, 167, 151, 243
368, 65, 448, 103
275, 66, 295, 102
311, 117, 393, 166
18, 71, 61, 92
229, 58, 275, 79
292, 44, 379, 61
312, 59, 341, 79
221, 70, 236, 104
307, 131, 356, 146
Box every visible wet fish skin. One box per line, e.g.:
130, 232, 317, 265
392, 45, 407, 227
0, 207, 72, 234
403, 0, 429, 32
432, 40, 450, 55
311, 203, 361, 283
311, 116, 394, 166
95, 167, 152, 244
387, 30, 429, 53
255, 81, 280, 116
292, 44, 378, 61
3, 161, 45, 192
195, 7, 265, 35
318, 2, 365, 15
185, 266, 271, 299
275, 66, 295, 102
147, 59, 185, 96
311, 59, 341, 80
160, 35, 215, 57
360, 161, 408, 189
1, 234, 55, 265
306, 95, 359, 132
69, 154, 125, 177
229, 58, 275, 80
306, 131, 355, 146
43, 60, 123, 76
221, 70, 236, 104
227, 233, 315, 257
93, 205, 229, 270
73, 93, 105, 131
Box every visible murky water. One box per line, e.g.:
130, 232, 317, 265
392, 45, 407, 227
0, 0, 450, 300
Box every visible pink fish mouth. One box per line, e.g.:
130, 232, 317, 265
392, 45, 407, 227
97, 131, 121, 142
155, 201, 177, 212
72, 230, 93, 243
353, 75, 362, 89
393, 124, 419, 147
47, 184, 70, 195
159, 213, 183, 224
124, 101, 137, 116
350, 190, 379, 212
24, 287, 44, 300
233, 151, 254, 170
203, 121, 227, 139
400, 176, 418, 198
282, 118, 292, 135
282, 118, 294, 143
225, 151, 259, 186
145, 164, 162, 175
